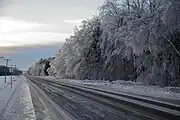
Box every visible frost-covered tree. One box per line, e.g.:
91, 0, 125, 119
29, 0, 180, 86
129, 0, 180, 86
27, 57, 54, 76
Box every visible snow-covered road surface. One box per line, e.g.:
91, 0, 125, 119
38, 76, 180, 101
27, 76, 128, 120
0, 76, 36, 120
27, 76, 71, 120
27, 75, 180, 120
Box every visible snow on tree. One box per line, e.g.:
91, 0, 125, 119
27, 57, 54, 76
28, 0, 180, 86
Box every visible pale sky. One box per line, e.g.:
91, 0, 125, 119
0, 0, 104, 47
0, 0, 104, 69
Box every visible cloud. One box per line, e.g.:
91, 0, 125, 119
0, 16, 44, 33
0, 32, 71, 47
64, 19, 84, 24
0, 16, 71, 47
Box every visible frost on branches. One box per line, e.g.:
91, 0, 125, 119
28, 0, 180, 86
27, 57, 54, 76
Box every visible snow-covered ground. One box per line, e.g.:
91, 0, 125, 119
83, 80, 180, 100
0, 76, 12, 90
39, 76, 180, 100
76, 80, 180, 100
0, 76, 36, 120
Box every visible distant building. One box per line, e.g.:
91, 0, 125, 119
0, 65, 10, 76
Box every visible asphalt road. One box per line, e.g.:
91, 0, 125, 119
27, 76, 147, 120
26, 76, 180, 120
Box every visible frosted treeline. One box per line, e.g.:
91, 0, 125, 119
27, 57, 54, 76
28, 0, 180, 86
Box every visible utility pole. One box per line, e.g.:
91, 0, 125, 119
10, 66, 13, 88
11, 65, 16, 79
11, 65, 17, 88
4, 58, 11, 83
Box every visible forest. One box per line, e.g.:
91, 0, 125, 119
28, 0, 180, 86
